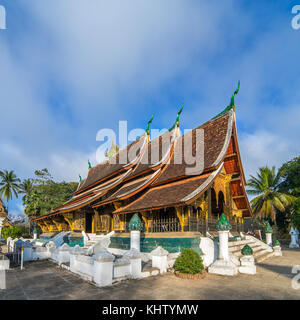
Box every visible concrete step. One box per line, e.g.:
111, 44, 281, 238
228, 236, 275, 263
254, 248, 271, 258
228, 239, 254, 247
256, 251, 275, 263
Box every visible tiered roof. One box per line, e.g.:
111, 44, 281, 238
33, 100, 252, 221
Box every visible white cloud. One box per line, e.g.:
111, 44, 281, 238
239, 130, 298, 180
1, 1, 300, 213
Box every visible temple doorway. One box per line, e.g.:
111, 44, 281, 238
85, 212, 93, 233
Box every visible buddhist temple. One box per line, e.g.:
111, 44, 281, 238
32, 84, 252, 252
0, 199, 9, 236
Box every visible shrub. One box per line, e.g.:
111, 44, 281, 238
1, 226, 23, 240
174, 249, 204, 274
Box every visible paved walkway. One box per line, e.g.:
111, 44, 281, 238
0, 248, 300, 300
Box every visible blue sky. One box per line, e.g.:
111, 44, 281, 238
0, 0, 300, 217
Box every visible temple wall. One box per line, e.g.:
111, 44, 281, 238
109, 233, 202, 255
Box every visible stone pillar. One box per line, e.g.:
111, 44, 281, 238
124, 248, 142, 279
208, 213, 238, 276
264, 222, 273, 247
69, 245, 84, 274
151, 246, 169, 274
0, 255, 9, 290
33, 228, 38, 240
128, 213, 143, 252
265, 233, 272, 247
93, 248, 114, 287
289, 227, 299, 248
130, 231, 140, 251
239, 245, 256, 274
218, 230, 229, 260
273, 240, 282, 256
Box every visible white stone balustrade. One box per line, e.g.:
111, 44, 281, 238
151, 246, 169, 274
0, 254, 10, 290
113, 257, 131, 279
130, 230, 140, 252
239, 255, 256, 275
50, 243, 70, 265
124, 248, 142, 279
93, 249, 114, 286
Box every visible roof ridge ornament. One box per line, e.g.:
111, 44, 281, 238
212, 80, 240, 119
169, 104, 183, 132
88, 160, 92, 170
105, 138, 120, 159
146, 114, 154, 136
79, 174, 82, 182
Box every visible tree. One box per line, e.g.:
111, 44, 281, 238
0, 170, 21, 213
278, 156, 300, 231
23, 169, 77, 217
278, 156, 300, 197
247, 166, 295, 229
19, 178, 34, 201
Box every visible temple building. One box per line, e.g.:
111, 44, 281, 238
32, 84, 252, 252
0, 199, 9, 236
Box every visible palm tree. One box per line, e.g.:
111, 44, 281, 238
247, 166, 296, 229
0, 170, 21, 213
19, 178, 34, 201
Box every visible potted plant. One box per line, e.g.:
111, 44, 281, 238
174, 249, 206, 279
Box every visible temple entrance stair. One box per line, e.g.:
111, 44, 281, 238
229, 235, 275, 263
83, 233, 105, 248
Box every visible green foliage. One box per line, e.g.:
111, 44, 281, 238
278, 156, 300, 197
0, 170, 21, 212
277, 157, 300, 233
174, 249, 204, 274
291, 198, 300, 231
1, 226, 22, 240
247, 166, 295, 222
23, 169, 77, 217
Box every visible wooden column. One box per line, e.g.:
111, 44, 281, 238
175, 207, 184, 232
141, 211, 149, 233
207, 187, 212, 219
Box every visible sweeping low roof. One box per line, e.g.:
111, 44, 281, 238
32, 108, 252, 220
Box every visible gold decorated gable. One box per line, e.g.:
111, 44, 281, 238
0, 199, 7, 218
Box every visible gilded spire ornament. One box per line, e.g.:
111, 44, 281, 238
105, 139, 120, 159
169, 104, 183, 131
213, 80, 240, 119
146, 114, 154, 136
